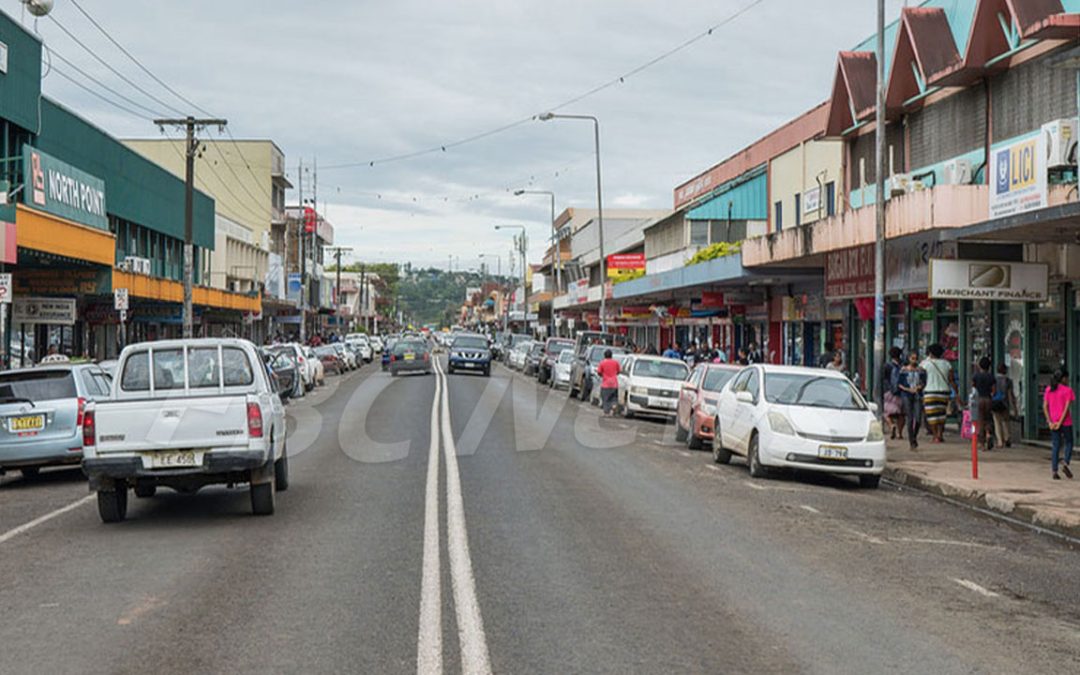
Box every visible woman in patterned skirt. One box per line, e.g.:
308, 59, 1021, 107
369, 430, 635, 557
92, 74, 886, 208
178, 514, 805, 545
920, 343, 957, 443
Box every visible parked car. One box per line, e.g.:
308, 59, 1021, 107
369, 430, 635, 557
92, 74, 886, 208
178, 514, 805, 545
508, 341, 533, 371
537, 338, 574, 385
263, 349, 300, 402
713, 364, 885, 488
268, 344, 313, 395
370, 336, 384, 353
0, 364, 113, 478
550, 349, 575, 390
676, 363, 741, 448
82, 338, 288, 522
332, 343, 357, 370
615, 355, 689, 419
389, 339, 433, 376
447, 334, 492, 376
523, 342, 545, 377
346, 333, 374, 363
303, 346, 326, 385
503, 334, 533, 365
315, 345, 344, 375
570, 344, 627, 401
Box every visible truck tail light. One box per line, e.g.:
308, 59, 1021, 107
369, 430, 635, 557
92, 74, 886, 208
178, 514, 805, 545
76, 397, 86, 427
247, 402, 264, 438
82, 409, 96, 447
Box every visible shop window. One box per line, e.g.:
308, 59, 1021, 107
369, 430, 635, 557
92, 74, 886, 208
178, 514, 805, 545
826, 182, 836, 216
795, 194, 801, 227
689, 221, 709, 246
774, 202, 783, 231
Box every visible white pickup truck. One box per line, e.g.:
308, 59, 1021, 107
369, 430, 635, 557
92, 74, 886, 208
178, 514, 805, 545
82, 338, 288, 523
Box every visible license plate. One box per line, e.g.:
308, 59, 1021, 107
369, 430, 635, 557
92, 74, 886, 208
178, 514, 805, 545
404, 353, 415, 361
145, 451, 199, 469
10, 415, 45, 432
462, 362, 475, 368
818, 445, 849, 460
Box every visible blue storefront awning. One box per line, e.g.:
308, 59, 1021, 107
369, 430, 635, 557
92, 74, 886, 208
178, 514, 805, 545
612, 253, 750, 300
686, 167, 768, 221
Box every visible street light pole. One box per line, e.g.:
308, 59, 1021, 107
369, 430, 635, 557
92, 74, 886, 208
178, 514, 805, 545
514, 189, 560, 337
539, 113, 606, 332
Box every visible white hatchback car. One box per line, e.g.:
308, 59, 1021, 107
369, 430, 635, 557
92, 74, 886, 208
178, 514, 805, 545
713, 364, 885, 488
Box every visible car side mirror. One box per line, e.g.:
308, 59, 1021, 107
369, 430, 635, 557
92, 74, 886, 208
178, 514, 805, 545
868, 402, 879, 414
735, 391, 754, 404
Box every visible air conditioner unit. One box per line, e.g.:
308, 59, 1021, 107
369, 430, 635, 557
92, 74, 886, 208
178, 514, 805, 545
1043, 119, 1078, 170
138, 258, 152, 275
941, 158, 973, 185
888, 173, 912, 196
122, 256, 140, 273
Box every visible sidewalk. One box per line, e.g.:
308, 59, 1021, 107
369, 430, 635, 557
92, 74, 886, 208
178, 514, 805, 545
885, 433, 1080, 539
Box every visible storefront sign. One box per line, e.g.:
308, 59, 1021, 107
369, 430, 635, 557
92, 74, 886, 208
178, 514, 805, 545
621, 305, 653, 319
885, 233, 957, 294
567, 279, 589, 305
114, 288, 129, 311
607, 253, 646, 283
23, 145, 108, 230
825, 245, 874, 299
13, 297, 77, 325
0, 273, 10, 303
989, 135, 1047, 219
803, 186, 821, 215
929, 259, 1049, 302
14, 268, 111, 296
699, 291, 725, 308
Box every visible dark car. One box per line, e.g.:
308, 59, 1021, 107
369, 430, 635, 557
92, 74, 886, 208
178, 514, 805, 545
570, 344, 627, 401
524, 342, 545, 377
314, 345, 344, 375
448, 334, 492, 377
537, 338, 574, 385
263, 350, 299, 401
390, 339, 433, 376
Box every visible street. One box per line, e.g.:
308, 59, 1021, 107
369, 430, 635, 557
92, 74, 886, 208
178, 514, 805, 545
0, 358, 1078, 674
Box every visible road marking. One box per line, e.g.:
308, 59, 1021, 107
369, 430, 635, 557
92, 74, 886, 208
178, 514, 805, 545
436, 358, 493, 675
951, 578, 1000, 598
799, 504, 821, 514
117, 594, 167, 626
416, 366, 443, 675
0, 494, 94, 546
892, 537, 1003, 550
744, 481, 768, 491
706, 464, 722, 472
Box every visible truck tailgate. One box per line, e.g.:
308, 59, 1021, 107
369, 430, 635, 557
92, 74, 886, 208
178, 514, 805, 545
93, 395, 252, 454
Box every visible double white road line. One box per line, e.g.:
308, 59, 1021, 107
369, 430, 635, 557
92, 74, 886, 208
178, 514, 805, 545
418, 357, 492, 675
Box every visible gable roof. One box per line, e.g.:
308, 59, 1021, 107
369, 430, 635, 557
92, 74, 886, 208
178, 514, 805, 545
824, 52, 878, 137
885, 7, 963, 115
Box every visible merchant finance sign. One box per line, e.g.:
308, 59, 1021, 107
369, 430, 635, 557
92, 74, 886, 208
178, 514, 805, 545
23, 145, 108, 231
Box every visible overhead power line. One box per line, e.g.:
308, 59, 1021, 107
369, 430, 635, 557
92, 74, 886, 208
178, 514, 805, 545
50, 66, 156, 121
320, 0, 767, 171
46, 46, 167, 119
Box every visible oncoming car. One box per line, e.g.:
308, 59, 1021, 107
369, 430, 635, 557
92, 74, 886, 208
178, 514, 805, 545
447, 334, 492, 376
713, 365, 885, 488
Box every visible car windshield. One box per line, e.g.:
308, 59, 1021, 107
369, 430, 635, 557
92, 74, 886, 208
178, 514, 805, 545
632, 360, 689, 380
765, 373, 867, 410
0, 370, 77, 402
703, 368, 737, 392
315, 346, 336, 357
588, 348, 625, 364
529, 344, 543, 356
557, 351, 575, 364
510, 335, 531, 347
453, 337, 488, 350
547, 341, 573, 355
395, 341, 428, 355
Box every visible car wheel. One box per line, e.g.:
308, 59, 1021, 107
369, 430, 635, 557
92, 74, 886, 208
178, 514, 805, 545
859, 474, 881, 489
19, 467, 40, 480
712, 422, 733, 464
97, 488, 128, 523
747, 433, 768, 478
134, 483, 156, 498
622, 401, 634, 419
674, 420, 688, 443
687, 421, 704, 450
251, 480, 276, 516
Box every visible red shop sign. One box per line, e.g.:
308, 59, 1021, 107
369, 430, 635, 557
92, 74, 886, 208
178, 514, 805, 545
825, 244, 874, 299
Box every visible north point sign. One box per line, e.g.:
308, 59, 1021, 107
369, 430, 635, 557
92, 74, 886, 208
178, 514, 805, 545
24, 145, 108, 230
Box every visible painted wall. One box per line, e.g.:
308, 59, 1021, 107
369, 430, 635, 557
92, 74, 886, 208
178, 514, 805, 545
768, 139, 844, 231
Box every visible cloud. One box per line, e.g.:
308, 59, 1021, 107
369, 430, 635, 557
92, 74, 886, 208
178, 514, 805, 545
5, 0, 911, 268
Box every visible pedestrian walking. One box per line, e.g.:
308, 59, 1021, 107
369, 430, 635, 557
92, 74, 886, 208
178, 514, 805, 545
897, 351, 925, 449
825, 350, 845, 373
882, 347, 904, 440
818, 342, 835, 368
662, 343, 682, 360
920, 343, 957, 443
736, 348, 749, 366
1043, 369, 1075, 480
971, 356, 995, 452
596, 349, 622, 416
991, 363, 1017, 449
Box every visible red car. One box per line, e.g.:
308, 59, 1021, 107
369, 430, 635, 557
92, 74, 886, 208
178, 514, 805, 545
676, 363, 741, 449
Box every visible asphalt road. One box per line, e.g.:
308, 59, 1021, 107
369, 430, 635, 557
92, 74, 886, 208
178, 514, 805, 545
2, 355, 1080, 674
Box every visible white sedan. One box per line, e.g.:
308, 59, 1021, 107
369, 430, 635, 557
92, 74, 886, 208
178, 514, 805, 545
616, 355, 689, 418
713, 364, 885, 488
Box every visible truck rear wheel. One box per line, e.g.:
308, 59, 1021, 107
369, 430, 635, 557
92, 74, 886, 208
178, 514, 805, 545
275, 451, 290, 492
97, 488, 128, 523
251, 480, 275, 516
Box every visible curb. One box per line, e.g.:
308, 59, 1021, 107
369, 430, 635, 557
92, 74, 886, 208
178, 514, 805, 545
883, 465, 1080, 542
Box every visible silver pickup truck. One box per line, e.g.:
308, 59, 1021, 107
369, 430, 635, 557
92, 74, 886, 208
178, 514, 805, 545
82, 338, 288, 523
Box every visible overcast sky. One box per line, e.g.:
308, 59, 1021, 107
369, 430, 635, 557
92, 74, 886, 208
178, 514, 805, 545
4, 0, 909, 270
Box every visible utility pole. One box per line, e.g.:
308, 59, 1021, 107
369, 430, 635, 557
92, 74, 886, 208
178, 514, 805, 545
154, 116, 228, 339
359, 262, 367, 332
326, 246, 353, 336
297, 157, 306, 343
873, 0, 886, 408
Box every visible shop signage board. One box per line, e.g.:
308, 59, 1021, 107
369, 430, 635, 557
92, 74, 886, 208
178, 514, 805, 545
607, 253, 646, 283
114, 288, 129, 311
22, 145, 108, 230
825, 245, 874, 298
568, 279, 589, 305
699, 291, 725, 307
803, 186, 821, 216
929, 259, 1049, 302
13, 297, 77, 325
885, 233, 957, 294
989, 135, 1047, 219
0, 273, 10, 303
15, 268, 111, 295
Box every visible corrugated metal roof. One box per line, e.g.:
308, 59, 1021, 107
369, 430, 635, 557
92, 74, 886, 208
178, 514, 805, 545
686, 168, 768, 221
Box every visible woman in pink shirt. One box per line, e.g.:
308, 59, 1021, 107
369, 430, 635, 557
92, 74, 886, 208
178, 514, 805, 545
1043, 369, 1075, 480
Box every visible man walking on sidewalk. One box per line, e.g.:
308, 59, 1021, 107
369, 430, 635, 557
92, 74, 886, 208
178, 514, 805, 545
1043, 369, 1075, 480
972, 357, 996, 452
597, 349, 622, 417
